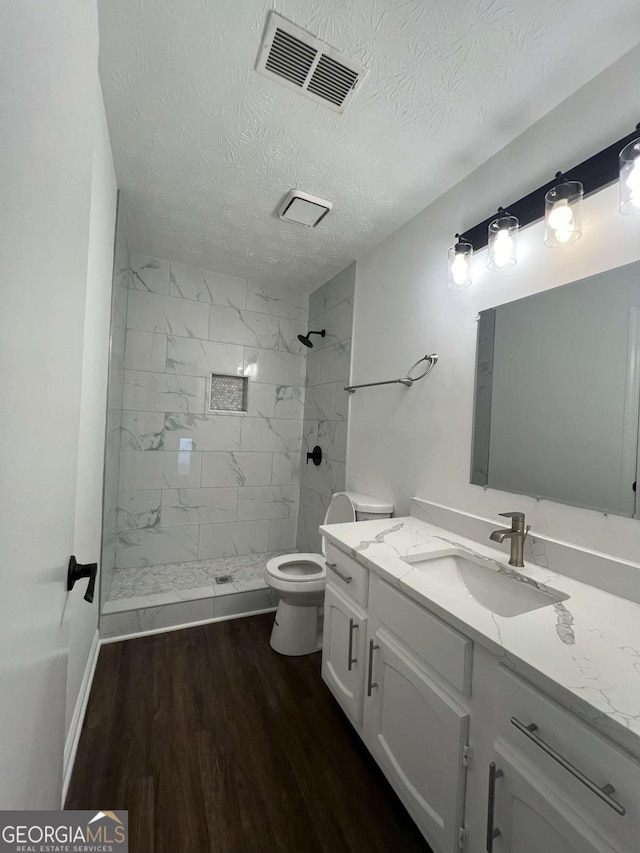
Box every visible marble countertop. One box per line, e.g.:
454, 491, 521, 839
320, 515, 640, 759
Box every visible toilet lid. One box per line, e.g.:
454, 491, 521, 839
266, 553, 326, 582
321, 493, 356, 556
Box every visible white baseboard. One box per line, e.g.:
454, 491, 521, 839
62, 628, 101, 806
99, 606, 277, 645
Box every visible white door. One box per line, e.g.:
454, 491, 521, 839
64, 96, 118, 797
487, 743, 620, 853
322, 583, 367, 724
0, 2, 115, 809
363, 628, 469, 853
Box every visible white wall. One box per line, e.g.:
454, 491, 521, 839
349, 44, 640, 566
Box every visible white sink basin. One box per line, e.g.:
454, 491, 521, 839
403, 549, 569, 618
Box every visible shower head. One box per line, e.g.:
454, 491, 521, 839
297, 329, 326, 349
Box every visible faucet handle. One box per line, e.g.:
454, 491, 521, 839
499, 511, 525, 521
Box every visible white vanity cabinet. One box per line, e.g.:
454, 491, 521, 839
363, 627, 470, 853
323, 568, 471, 852
484, 666, 639, 853
486, 742, 619, 853
321, 541, 639, 853
322, 583, 368, 724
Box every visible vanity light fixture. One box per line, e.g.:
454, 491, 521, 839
447, 234, 473, 289
487, 208, 518, 270
544, 173, 583, 247
450, 122, 640, 277
619, 125, 640, 214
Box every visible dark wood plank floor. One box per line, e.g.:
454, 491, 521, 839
67, 613, 432, 853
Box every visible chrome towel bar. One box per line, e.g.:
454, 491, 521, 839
345, 353, 438, 394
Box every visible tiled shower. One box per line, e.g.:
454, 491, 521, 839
99, 220, 355, 636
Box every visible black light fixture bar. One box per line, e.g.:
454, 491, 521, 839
460, 124, 640, 251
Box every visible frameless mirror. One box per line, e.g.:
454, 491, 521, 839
471, 260, 640, 518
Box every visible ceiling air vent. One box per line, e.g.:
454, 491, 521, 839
256, 12, 368, 114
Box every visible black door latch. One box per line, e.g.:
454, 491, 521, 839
67, 555, 98, 603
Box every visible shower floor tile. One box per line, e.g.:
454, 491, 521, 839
104, 551, 291, 613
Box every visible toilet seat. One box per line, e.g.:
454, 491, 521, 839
265, 553, 326, 583
264, 492, 369, 592
265, 554, 326, 595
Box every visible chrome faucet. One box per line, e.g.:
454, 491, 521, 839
489, 512, 531, 568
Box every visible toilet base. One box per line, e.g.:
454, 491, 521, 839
269, 599, 323, 656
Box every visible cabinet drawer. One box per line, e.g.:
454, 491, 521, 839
498, 665, 640, 849
325, 543, 368, 606
373, 580, 472, 696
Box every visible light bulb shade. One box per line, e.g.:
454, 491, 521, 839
619, 138, 640, 214
544, 180, 583, 247
447, 239, 472, 289
487, 214, 518, 271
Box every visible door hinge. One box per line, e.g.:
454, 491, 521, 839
458, 826, 468, 850
462, 744, 473, 767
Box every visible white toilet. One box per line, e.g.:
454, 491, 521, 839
264, 491, 393, 656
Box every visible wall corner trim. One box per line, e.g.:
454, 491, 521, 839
62, 629, 101, 807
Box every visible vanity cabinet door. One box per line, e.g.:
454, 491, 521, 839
487, 743, 620, 853
363, 628, 469, 853
322, 583, 367, 724
495, 665, 638, 850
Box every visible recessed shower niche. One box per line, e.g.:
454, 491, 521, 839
209, 373, 248, 413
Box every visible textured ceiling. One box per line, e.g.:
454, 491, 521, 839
98, 0, 640, 292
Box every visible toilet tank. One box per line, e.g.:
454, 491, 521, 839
356, 509, 392, 521
344, 491, 394, 521
322, 492, 394, 556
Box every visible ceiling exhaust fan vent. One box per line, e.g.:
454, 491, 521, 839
256, 12, 368, 114
278, 190, 333, 227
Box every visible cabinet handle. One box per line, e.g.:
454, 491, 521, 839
486, 761, 503, 852
367, 639, 379, 697
347, 618, 358, 671
326, 561, 352, 583
510, 717, 626, 815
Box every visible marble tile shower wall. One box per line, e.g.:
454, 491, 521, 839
297, 263, 355, 553
101, 197, 129, 600
115, 255, 308, 572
